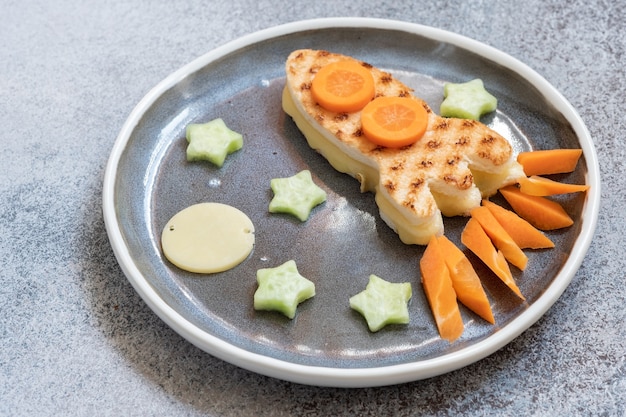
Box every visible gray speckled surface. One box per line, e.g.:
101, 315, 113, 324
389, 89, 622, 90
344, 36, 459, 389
1, 0, 623, 415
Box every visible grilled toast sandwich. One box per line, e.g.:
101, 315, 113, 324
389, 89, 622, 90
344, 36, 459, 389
282, 49, 524, 244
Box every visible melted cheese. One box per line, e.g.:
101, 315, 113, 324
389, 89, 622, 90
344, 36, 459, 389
161, 203, 255, 273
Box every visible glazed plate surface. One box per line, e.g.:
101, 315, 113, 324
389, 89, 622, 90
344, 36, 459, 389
103, 18, 600, 387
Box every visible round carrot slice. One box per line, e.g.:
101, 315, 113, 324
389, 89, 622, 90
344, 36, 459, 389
311, 60, 375, 113
361, 96, 429, 148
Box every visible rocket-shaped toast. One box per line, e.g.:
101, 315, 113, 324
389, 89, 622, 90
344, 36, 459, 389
282, 49, 524, 244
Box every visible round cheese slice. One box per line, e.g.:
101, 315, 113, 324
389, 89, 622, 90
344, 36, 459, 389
161, 202, 255, 273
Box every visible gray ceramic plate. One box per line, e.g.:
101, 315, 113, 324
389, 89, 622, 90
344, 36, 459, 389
103, 18, 600, 387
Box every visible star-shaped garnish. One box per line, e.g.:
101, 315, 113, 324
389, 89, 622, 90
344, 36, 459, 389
349, 275, 412, 332
440, 78, 497, 120
254, 260, 315, 319
185, 118, 243, 167
268, 170, 327, 221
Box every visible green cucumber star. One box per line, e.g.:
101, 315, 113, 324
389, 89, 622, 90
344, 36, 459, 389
254, 260, 315, 319
268, 170, 327, 221
440, 79, 497, 120
185, 118, 243, 167
349, 274, 412, 332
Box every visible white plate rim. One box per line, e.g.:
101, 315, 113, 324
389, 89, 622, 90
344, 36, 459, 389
102, 17, 601, 387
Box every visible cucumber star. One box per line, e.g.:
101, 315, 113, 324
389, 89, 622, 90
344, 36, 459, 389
440, 78, 497, 120
254, 260, 316, 319
268, 170, 327, 221
185, 118, 243, 167
349, 275, 412, 332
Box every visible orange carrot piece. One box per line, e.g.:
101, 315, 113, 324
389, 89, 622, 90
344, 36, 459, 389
499, 185, 573, 230
461, 218, 525, 300
437, 235, 495, 324
470, 206, 528, 271
517, 149, 583, 176
361, 96, 429, 148
482, 199, 555, 249
420, 236, 464, 342
518, 175, 589, 196
311, 60, 375, 113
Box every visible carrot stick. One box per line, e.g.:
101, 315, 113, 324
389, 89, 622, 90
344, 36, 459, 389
517, 149, 583, 176
437, 235, 495, 324
499, 185, 573, 230
482, 199, 554, 249
470, 206, 528, 271
517, 175, 589, 196
420, 236, 464, 342
461, 218, 525, 300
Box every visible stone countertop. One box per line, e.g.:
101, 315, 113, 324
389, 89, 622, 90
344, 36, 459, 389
1, 1, 624, 415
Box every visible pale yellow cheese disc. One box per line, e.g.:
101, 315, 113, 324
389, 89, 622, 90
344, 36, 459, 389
161, 202, 255, 273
